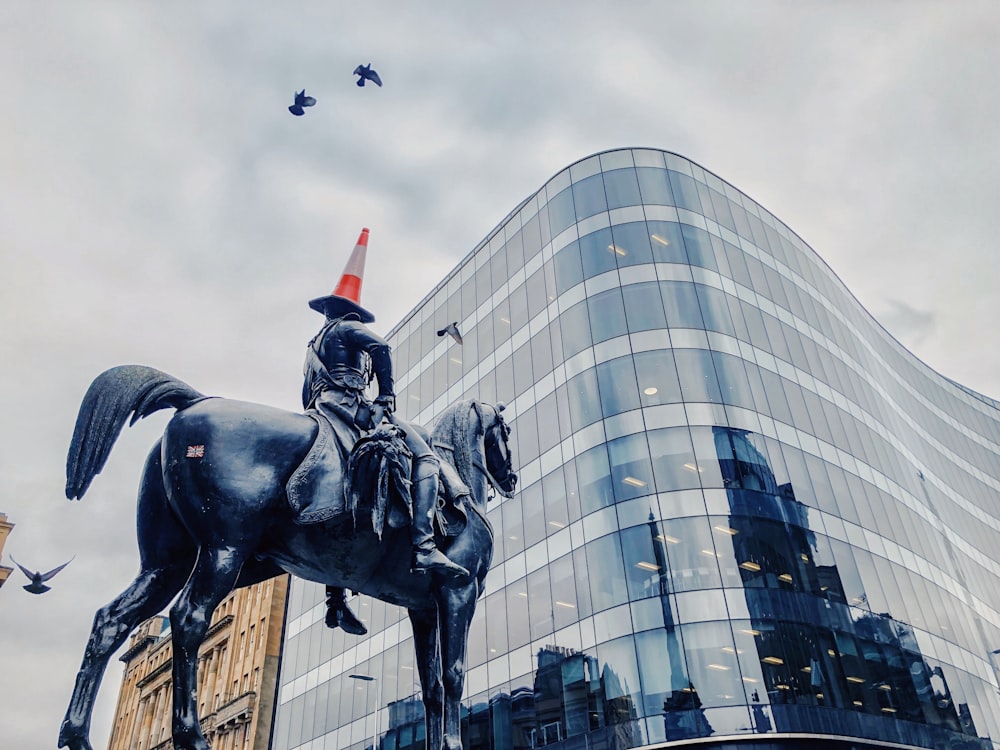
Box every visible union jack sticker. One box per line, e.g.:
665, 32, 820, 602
186, 445, 205, 459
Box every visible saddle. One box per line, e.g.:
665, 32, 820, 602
287, 418, 470, 537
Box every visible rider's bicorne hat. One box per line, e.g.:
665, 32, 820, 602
309, 228, 376, 323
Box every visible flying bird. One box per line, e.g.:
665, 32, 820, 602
288, 89, 317, 116
353, 63, 383, 88
10, 555, 75, 594
437, 322, 463, 345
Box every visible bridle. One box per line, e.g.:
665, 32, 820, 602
479, 404, 516, 498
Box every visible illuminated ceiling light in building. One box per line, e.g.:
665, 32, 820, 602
740, 561, 762, 572
701, 549, 719, 558
655, 534, 680, 544
706, 664, 730, 671
881, 706, 897, 713
846, 676, 865, 684
548, 520, 566, 529
762, 656, 784, 665
555, 601, 576, 609
622, 476, 647, 487
500, 317, 510, 324
607, 244, 627, 256
635, 561, 660, 572
713, 525, 738, 536
650, 234, 671, 246
740, 628, 761, 636
741, 677, 759, 684
449, 358, 462, 365
778, 573, 793, 583
682, 463, 703, 473
643, 386, 658, 396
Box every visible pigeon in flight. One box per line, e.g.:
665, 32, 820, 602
288, 89, 317, 116
437, 322, 463, 345
353, 64, 383, 88
10, 555, 74, 594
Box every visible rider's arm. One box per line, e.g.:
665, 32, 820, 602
340, 320, 395, 406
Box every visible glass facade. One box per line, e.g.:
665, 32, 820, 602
273, 149, 1000, 750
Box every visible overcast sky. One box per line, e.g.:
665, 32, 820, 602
3, 2, 1000, 747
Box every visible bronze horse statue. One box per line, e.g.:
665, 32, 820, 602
58, 364, 516, 750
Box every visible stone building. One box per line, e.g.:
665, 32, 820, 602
107, 574, 289, 750
0, 511, 13, 590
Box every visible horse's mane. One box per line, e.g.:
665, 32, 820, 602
430, 399, 485, 489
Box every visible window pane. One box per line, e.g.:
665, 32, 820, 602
647, 221, 687, 264
675, 348, 723, 403
604, 168, 642, 209
587, 287, 627, 344
661, 516, 723, 592
667, 170, 702, 213
596, 356, 640, 417
610, 221, 653, 267
580, 227, 617, 279
547, 186, 576, 236
585, 533, 628, 612
553, 241, 584, 293
623, 281, 667, 332
565, 369, 602, 429
661, 281, 705, 329
634, 349, 682, 405
608, 433, 655, 501
559, 301, 592, 359
577, 445, 614, 515
648, 427, 701, 492
572, 173, 608, 220
637, 167, 674, 205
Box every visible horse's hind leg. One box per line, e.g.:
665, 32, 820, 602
59, 445, 195, 750
169, 544, 249, 750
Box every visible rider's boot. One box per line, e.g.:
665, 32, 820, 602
410, 455, 469, 577
324, 586, 368, 635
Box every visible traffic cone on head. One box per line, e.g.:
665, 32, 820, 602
308, 228, 376, 323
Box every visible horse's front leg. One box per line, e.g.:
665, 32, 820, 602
408, 606, 443, 750
439, 582, 478, 750
169, 545, 247, 750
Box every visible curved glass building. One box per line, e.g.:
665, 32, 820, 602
273, 149, 1000, 750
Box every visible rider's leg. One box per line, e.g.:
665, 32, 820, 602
324, 586, 367, 635
410, 453, 469, 577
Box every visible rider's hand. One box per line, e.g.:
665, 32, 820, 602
371, 394, 395, 427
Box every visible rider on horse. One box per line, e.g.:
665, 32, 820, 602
306, 229, 468, 635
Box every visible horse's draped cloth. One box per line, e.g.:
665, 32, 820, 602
286, 411, 356, 524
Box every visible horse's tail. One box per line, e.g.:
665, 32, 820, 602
66, 365, 208, 500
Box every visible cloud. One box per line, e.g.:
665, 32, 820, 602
3, 2, 1000, 747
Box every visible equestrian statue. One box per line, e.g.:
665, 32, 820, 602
58, 228, 518, 750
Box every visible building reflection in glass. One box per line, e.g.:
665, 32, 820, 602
331, 427, 994, 750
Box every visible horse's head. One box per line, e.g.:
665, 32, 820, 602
482, 403, 517, 498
